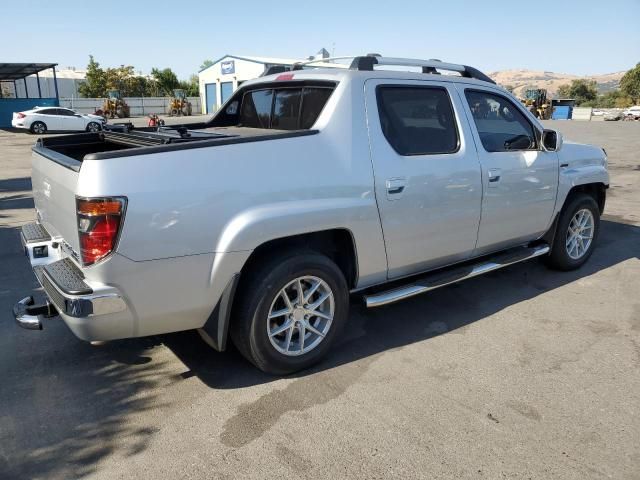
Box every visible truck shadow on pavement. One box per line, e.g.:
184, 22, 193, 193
162, 217, 640, 390
0, 221, 173, 479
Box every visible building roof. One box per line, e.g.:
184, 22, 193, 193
38, 69, 86, 79
0, 63, 58, 81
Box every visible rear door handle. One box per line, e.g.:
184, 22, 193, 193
386, 178, 406, 199
487, 168, 501, 187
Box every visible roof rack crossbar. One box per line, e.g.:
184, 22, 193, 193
291, 56, 357, 71
348, 56, 495, 84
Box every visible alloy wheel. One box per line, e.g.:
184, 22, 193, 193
565, 208, 594, 260
266, 276, 334, 356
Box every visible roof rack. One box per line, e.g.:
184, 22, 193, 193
349, 55, 495, 84
286, 54, 495, 84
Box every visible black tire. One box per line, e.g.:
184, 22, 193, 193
545, 193, 600, 271
29, 121, 47, 134
230, 251, 349, 375
86, 122, 101, 133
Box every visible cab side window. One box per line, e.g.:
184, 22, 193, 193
376, 86, 459, 156
464, 90, 537, 152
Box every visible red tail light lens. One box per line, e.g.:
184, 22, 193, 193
77, 197, 126, 266
17, 112, 26, 119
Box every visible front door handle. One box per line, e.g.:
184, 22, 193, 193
386, 178, 406, 199
487, 168, 502, 187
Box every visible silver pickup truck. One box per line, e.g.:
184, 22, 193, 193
13, 56, 609, 374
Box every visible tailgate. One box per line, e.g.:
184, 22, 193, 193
31, 147, 81, 254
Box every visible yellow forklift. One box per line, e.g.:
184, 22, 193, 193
102, 90, 130, 119
522, 88, 552, 120
168, 89, 192, 116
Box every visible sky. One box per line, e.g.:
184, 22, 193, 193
2, 0, 639, 79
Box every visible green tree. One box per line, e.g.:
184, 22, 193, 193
594, 90, 633, 108
78, 55, 108, 98
199, 59, 214, 71
178, 74, 199, 97
556, 79, 598, 105
620, 63, 640, 103
151, 67, 180, 95
1, 82, 13, 98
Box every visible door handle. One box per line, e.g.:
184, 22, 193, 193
487, 168, 501, 187
386, 178, 406, 199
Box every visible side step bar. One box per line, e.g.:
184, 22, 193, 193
364, 244, 550, 308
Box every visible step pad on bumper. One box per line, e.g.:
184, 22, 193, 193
21, 223, 51, 243
43, 258, 93, 295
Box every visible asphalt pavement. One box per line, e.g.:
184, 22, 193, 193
0, 120, 638, 479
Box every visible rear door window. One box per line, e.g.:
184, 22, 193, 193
376, 86, 459, 155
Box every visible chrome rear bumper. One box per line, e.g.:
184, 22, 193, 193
13, 222, 126, 331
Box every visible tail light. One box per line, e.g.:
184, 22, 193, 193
76, 197, 126, 266
16, 112, 26, 119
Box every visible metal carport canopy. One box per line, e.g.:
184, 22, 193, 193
0, 63, 57, 81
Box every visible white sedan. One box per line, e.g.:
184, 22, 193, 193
11, 107, 106, 134
623, 106, 640, 120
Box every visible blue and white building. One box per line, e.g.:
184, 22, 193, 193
198, 50, 331, 114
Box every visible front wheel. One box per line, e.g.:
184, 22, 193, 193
545, 193, 600, 271
86, 122, 101, 133
230, 252, 349, 375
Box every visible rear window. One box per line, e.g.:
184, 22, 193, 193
239, 86, 333, 130
377, 86, 459, 155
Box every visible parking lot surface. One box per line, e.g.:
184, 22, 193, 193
0, 121, 638, 479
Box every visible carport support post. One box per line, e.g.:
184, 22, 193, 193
13, 80, 17, 98
23, 78, 29, 98
36, 72, 42, 98
52, 67, 59, 103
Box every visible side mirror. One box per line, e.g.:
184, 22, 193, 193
542, 129, 563, 152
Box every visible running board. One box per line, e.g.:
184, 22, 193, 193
364, 244, 550, 308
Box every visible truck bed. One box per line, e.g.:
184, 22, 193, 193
35, 126, 318, 166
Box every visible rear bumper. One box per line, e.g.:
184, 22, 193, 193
14, 222, 127, 339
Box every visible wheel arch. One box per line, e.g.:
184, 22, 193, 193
241, 228, 359, 290
565, 182, 607, 214
542, 181, 606, 252
201, 228, 359, 352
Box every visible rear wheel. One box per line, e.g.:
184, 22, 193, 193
545, 193, 600, 270
30, 121, 47, 134
231, 251, 349, 375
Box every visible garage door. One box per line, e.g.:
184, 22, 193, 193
221, 82, 233, 105
205, 83, 217, 114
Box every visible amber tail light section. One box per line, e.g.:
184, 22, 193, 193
76, 197, 126, 266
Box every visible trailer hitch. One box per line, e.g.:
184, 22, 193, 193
13, 296, 58, 330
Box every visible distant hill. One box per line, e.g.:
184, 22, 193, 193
488, 69, 625, 98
